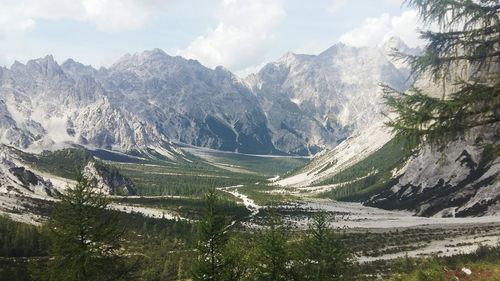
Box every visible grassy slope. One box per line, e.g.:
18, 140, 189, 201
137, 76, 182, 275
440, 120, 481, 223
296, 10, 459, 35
188, 149, 310, 176
316, 136, 415, 201
19, 148, 93, 180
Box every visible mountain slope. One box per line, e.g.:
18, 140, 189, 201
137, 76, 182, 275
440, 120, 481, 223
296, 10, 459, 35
246, 41, 410, 154
366, 134, 500, 217
275, 119, 393, 187
0, 52, 278, 155
98, 49, 277, 154
277, 125, 499, 217
0, 55, 176, 154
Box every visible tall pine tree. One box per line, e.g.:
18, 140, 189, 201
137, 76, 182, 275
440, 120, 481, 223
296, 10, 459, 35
39, 176, 134, 281
192, 189, 230, 281
252, 211, 290, 281
383, 0, 499, 147
298, 213, 353, 281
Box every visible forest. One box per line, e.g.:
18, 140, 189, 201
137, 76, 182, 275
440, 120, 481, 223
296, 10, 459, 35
1, 180, 499, 281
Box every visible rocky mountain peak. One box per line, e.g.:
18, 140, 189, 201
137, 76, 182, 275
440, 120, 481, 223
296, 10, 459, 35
317, 42, 350, 58
112, 48, 172, 68
277, 52, 300, 66
8, 55, 65, 82
27, 55, 62, 73
0, 38, 414, 156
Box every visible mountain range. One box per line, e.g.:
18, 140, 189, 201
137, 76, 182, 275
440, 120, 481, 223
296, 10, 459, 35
0, 37, 413, 156
1, 37, 497, 217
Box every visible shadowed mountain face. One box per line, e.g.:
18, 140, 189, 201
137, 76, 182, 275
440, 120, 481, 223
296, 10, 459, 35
0, 39, 411, 156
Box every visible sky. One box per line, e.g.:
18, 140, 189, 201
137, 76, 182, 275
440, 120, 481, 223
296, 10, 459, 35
0, 0, 426, 75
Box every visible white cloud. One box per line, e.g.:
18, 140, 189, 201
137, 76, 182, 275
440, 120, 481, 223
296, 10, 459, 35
82, 0, 167, 31
0, 0, 168, 34
177, 0, 285, 72
339, 10, 423, 48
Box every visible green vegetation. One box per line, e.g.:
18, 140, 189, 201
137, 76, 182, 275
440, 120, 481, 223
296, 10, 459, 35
388, 244, 500, 281
36, 176, 135, 281
251, 213, 290, 281
0, 215, 46, 258
189, 193, 354, 281
192, 150, 310, 176
317, 136, 414, 201
16, 145, 307, 198
1, 206, 499, 281
191, 190, 231, 281
297, 213, 354, 281
24, 148, 93, 179
109, 149, 307, 197
234, 184, 295, 205
382, 0, 499, 148
114, 161, 264, 197
111, 196, 250, 221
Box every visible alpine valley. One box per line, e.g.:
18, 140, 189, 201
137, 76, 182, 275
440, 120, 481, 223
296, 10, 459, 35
1, 35, 499, 279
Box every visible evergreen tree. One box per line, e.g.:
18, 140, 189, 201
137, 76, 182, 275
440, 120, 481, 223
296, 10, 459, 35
192, 189, 230, 281
39, 176, 134, 281
252, 211, 290, 281
0, 215, 46, 257
298, 213, 353, 281
220, 236, 248, 281
383, 0, 499, 147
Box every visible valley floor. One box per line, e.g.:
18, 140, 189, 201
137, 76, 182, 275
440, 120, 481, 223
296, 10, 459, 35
2, 185, 500, 265
0, 146, 499, 281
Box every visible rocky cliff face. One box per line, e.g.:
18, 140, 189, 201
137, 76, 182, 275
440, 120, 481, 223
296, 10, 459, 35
0, 145, 59, 197
82, 161, 136, 195
0, 55, 164, 152
246, 41, 410, 154
0, 145, 135, 196
98, 49, 277, 154
366, 133, 499, 217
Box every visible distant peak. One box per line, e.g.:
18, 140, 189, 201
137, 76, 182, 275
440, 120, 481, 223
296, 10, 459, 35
277, 51, 299, 65
61, 58, 83, 68
29, 55, 56, 64
281, 51, 296, 58
43, 54, 55, 61
318, 42, 351, 57
25, 55, 61, 70
113, 48, 172, 67
62, 58, 77, 65
381, 36, 408, 50
380, 36, 421, 57
215, 65, 231, 73
143, 48, 168, 57
11, 60, 24, 68
153, 48, 166, 54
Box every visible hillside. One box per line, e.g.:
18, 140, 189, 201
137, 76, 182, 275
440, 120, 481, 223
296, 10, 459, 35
276, 123, 499, 217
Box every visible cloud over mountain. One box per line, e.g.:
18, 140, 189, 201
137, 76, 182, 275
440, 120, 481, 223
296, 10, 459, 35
177, 0, 285, 73
339, 10, 423, 48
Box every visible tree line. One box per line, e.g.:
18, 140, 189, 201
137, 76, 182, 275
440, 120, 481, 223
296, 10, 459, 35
15, 177, 353, 281
0, 173, 355, 281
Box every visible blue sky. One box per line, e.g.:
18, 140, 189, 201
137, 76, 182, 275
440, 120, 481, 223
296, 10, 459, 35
0, 0, 423, 75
